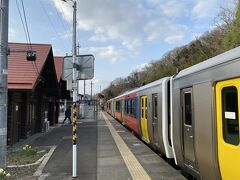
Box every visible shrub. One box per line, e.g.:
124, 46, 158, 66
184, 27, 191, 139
0, 168, 10, 179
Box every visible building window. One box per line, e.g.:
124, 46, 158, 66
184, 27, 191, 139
222, 86, 239, 145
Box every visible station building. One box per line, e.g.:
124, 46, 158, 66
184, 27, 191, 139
7, 43, 69, 145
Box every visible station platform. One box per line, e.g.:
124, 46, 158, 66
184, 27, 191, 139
29, 111, 186, 180
98, 112, 186, 180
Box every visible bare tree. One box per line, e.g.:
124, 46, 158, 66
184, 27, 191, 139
215, 1, 238, 32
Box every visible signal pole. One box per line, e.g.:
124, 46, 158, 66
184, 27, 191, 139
71, 0, 78, 178
0, 0, 9, 167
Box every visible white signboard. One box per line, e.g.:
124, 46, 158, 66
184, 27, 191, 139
62, 54, 95, 81
67, 80, 72, 91
225, 111, 236, 120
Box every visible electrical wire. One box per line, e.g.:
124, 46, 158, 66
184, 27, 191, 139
16, 0, 42, 79
15, 0, 30, 48
21, 0, 40, 76
56, 0, 72, 38
58, 0, 72, 30
20, 0, 32, 50
39, 0, 68, 52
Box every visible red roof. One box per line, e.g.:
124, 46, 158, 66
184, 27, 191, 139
8, 43, 52, 90
54, 56, 64, 82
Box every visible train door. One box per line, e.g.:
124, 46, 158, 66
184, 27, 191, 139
140, 96, 150, 143
121, 99, 124, 124
181, 88, 196, 168
152, 94, 159, 146
216, 78, 240, 179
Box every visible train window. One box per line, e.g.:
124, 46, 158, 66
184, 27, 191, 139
222, 86, 239, 145
125, 101, 127, 113
146, 98, 148, 119
132, 99, 136, 117
116, 101, 121, 112
184, 92, 192, 126
128, 100, 131, 114
141, 98, 144, 118
153, 94, 158, 118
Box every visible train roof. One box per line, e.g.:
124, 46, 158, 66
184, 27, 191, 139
115, 77, 169, 99
175, 46, 240, 79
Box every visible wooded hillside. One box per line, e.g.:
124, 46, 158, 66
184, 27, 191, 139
103, 2, 240, 101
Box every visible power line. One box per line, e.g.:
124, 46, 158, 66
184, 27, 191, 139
21, 0, 41, 76
16, 0, 40, 77
20, 0, 32, 50
56, 0, 72, 36
39, 0, 68, 52
15, 0, 29, 46
57, 0, 72, 30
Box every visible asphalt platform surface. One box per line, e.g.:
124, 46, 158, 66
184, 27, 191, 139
29, 111, 185, 180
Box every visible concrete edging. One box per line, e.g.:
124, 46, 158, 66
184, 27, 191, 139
33, 146, 57, 177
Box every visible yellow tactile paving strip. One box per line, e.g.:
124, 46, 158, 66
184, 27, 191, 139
102, 112, 151, 180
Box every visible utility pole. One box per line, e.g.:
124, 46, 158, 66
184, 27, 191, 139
71, 1, 77, 178
0, 0, 9, 168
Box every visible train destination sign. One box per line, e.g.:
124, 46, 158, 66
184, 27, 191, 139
62, 54, 95, 81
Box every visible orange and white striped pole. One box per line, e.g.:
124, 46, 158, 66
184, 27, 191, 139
71, 1, 77, 178
72, 102, 77, 177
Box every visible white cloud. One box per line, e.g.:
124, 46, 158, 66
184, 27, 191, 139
52, 0, 146, 49
79, 45, 125, 63
165, 35, 185, 44
146, 0, 161, 5
78, 78, 110, 95
133, 63, 151, 72
52, 0, 189, 49
144, 20, 187, 44
88, 34, 108, 42
191, 33, 203, 40
62, 30, 72, 39
160, 1, 187, 17
9, 28, 18, 41
191, 0, 217, 19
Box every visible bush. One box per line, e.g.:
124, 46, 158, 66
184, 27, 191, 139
0, 168, 10, 179
20, 144, 37, 156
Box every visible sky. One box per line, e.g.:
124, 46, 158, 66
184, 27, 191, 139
9, 0, 236, 96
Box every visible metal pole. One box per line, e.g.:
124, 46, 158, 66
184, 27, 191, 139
83, 80, 85, 99
0, 0, 8, 168
71, 1, 77, 178
82, 80, 85, 118
91, 81, 93, 100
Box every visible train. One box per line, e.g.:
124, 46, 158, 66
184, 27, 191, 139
106, 46, 240, 180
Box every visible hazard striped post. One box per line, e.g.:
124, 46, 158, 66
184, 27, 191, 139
71, 0, 77, 178
72, 102, 77, 177
72, 104, 77, 145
